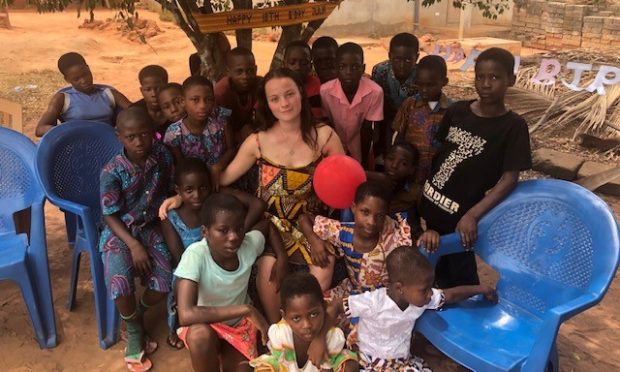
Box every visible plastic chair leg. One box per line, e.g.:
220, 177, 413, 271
547, 343, 559, 372
17, 273, 52, 348
63, 212, 78, 248
89, 248, 119, 349
66, 247, 82, 311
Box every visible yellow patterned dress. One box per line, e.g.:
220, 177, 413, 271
256, 153, 327, 265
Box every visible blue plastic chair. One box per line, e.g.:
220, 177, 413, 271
34, 120, 122, 349
0, 127, 57, 348
417, 179, 620, 371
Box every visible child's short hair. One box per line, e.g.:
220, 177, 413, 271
336, 42, 364, 62
475, 47, 515, 76
285, 40, 311, 58
312, 36, 338, 52
391, 141, 420, 165
116, 106, 151, 130
389, 32, 419, 52
58, 52, 87, 75
226, 46, 255, 65
417, 55, 447, 79
387, 246, 433, 285
174, 157, 212, 186
138, 65, 169, 85
354, 180, 392, 205
200, 193, 245, 226
279, 271, 324, 311
182, 75, 214, 93
159, 82, 183, 97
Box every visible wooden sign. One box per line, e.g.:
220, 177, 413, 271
192, 1, 341, 34
0, 98, 23, 133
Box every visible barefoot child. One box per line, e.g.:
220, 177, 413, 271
99, 106, 174, 371
35, 52, 131, 136
175, 193, 287, 372
392, 55, 451, 186
333, 246, 497, 371
161, 158, 274, 348
250, 272, 359, 372
132, 65, 170, 137
164, 76, 235, 177
419, 48, 532, 288
157, 83, 185, 125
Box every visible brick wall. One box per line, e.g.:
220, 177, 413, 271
512, 1, 620, 51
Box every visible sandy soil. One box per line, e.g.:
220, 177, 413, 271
1, 9, 619, 372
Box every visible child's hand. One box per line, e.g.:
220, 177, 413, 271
269, 256, 289, 293
128, 240, 152, 276
456, 212, 478, 249
310, 239, 331, 268
159, 195, 183, 220
247, 306, 269, 346
481, 285, 498, 303
208, 165, 222, 192
417, 229, 440, 253
308, 335, 329, 368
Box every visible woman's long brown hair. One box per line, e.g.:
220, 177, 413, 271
255, 68, 319, 150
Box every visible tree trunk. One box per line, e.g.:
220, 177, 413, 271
0, 4, 10, 29
233, 0, 252, 50
197, 32, 230, 82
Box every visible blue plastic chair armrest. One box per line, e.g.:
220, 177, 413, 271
521, 314, 561, 371
549, 292, 599, 321
419, 232, 468, 268
46, 197, 91, 217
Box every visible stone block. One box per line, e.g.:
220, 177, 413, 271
584, 16, 605, 24
577, 161, 620, 196
532, 148, 585, 181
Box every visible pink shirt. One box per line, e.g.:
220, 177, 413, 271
320, 77, 384, 162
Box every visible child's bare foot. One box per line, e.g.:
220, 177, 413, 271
166, 333, 184, 350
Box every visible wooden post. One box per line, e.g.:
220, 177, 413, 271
458, 5, 472, 40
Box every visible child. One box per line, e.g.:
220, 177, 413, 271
321, 43, 383, 168
333, 246, 497, 371
250, 272, 359, 372
161, 158, 276, 348
174, 193, 288, 372
214, 47, 261, 144
392, 55, 451, 187
35, 52, 131, 136
419, 48, 532, 288
164, 76, 235, 174
371, 32, 419, 147
284, 40, 323, 119
157, 83, 185, 125
311, 36, 339, 84
366, 142, 423, 235
99, 106, 174, 371
132, 65, 170, 137
300, 181, 437, 300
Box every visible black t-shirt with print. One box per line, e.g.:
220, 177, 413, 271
419, 100, 532, 233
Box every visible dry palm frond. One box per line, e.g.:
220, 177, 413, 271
515, 65, 556, 98
573, 84, 620, 139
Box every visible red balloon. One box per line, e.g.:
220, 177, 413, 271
313, 155, 367, 209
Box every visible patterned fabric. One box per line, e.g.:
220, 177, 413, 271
313, 215, 412, 298
392, 95, 451, 185
358, 351, 431, 372
177, 317, 258, 359
59, 84, 116, 125
371, 60, 417, 125
100, 226, 172, 299
163, 106, 231, 165
250, 320, 357, 372
167, 209, 203, 250
255, 134, 328, 265
99, 141, 174, 242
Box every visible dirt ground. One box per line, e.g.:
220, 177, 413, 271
1, 9, 619, 372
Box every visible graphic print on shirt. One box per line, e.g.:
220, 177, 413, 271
432, 126, 486, 189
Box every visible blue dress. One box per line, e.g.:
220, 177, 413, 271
59, 84, 116, 125
167, 209, 202, 334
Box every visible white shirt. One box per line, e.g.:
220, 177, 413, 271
346, 287, 444, 359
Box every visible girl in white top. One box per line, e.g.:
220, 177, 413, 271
333, 246, 497, 371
